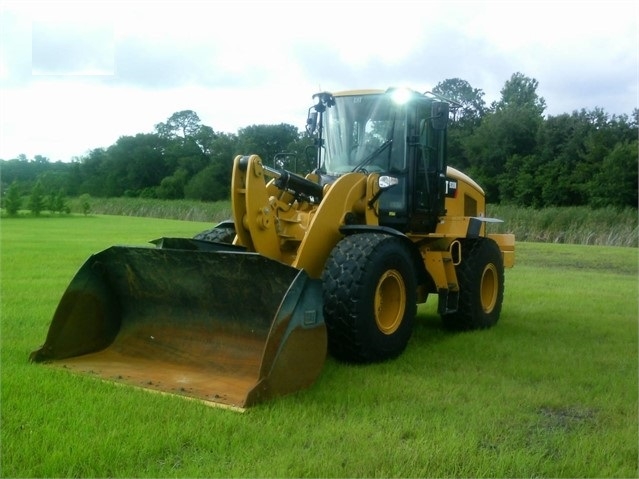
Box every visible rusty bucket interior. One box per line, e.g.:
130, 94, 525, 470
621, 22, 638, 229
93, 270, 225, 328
30, 244, 326, 409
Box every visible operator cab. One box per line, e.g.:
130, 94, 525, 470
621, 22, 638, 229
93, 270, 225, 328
308, 88, 451, 233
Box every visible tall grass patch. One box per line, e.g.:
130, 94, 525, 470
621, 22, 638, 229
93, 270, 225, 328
488, 204, 638, 247
67, 197, 232, 223
54, 197, 639, 247
2, 216, 637, 477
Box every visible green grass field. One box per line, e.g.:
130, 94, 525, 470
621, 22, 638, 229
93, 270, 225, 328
1, 215, 637, 478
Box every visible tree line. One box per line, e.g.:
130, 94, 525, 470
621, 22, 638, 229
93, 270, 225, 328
1, 72, 637, 210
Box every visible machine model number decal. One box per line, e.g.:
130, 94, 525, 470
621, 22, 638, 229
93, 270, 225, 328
445, 178, 458, 198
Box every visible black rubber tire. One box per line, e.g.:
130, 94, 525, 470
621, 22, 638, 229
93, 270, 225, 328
442, 238, 505, 331
193, 224, 236, 243
321, 232, 417, 363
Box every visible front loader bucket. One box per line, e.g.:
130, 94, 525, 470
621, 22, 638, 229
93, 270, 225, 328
30, 246, 326, 409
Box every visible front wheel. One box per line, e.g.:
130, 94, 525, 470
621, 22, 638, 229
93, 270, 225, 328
321, 233, 417, 363
442, 238, 505, 330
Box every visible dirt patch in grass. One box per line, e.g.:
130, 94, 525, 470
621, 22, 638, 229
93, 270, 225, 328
537, 405, 598, 431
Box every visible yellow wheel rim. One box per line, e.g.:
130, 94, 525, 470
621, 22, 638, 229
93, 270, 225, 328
480, 264, 498, 313
374, 270, 406, 335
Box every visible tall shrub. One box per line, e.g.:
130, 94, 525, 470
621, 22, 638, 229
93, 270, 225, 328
3, 181, 22, 215
28, 181, 46, 216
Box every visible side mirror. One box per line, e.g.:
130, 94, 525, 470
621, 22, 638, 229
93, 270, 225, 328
306, 111, 318, 135
431, 102, 449, 130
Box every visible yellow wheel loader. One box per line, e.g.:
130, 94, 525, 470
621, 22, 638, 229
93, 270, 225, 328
31, 88, 515, 409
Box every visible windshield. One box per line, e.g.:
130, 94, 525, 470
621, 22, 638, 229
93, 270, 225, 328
321, 93, 406, 175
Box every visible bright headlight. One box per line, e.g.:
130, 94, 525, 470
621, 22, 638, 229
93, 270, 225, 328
378, 175, 399, 189
389, 87, 413, 105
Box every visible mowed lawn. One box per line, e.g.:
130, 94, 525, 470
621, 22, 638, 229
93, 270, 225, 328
1, 215, 637, 478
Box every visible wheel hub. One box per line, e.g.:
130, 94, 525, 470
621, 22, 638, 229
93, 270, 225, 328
480, 264, 498, 313
374, 270, 406, 335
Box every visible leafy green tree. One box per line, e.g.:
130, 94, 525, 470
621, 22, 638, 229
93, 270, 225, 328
76, 148, 109, 196
293, 134, 318, 173
494, 72, 546, 116
433, 78, 487, 127
464, 106, 543, 202
1, 98, 635, 210
28, 180, 46, 215
535, 112, 584, 206
464, 73, 545, 202
155, 110, 203, 142
536, 109, 637, 207
65, 159, 83, 196
209, 131, 237, 180
3, 181, 22, 215
0, 154, 52, 193
154, 111, 218, 197
37, 163, 70, 196
589, 140, 638, 208
500, 154, 542, 207
237, 124, 300, 169
79, 193, 92, 215
194, 125, 217, 155
157, 168, 189, 199
102, 134, 169, 197
183, 132, 238, 201
433, 78, 488, 171
184, 164, 228, 201
46, 192, 56, 212
49, 188, 68, 214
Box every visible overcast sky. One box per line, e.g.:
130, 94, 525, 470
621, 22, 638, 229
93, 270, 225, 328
0, 0, 637, 162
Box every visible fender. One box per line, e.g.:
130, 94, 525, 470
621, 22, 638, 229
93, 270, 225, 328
338, 224, 430, 299
339, 224, 407, 238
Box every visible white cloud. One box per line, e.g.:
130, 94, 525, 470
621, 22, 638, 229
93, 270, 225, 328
0, 0, 637, 161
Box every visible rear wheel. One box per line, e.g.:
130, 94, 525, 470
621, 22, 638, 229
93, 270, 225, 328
193, 223, 236, 243
442, 238, 504, 330
321, 233, 417, 363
